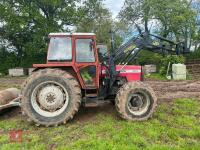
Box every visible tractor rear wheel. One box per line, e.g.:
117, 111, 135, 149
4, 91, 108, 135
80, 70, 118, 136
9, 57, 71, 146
115, 81, 157, 121
21, 68, 81, 126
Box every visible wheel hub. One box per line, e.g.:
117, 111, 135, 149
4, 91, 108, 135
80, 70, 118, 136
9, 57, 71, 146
127, 92, 150, 116
129, 94, 143, 111
31, 81, 69, 117
46, 93, 56, 103
38, 85, 65, 111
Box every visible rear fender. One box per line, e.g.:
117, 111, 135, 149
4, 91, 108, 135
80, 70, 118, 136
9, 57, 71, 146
32, 67, 82, 88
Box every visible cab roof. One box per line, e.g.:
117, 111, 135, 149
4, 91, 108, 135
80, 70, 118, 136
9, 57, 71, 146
49, 33, 96, 36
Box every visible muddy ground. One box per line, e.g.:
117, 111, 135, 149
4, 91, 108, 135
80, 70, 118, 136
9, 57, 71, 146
146, 80, 200, 102
0, 77, 25, 90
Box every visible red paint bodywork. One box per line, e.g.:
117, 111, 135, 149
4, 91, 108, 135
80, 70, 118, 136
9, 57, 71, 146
100, 65, 142, 81
33, 33, 142, 89
116, 65, 142, 81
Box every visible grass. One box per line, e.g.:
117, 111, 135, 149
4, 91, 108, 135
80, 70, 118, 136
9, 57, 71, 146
145, 73, 196, 81
145, 73, 168, 81
0, 98, 199, 150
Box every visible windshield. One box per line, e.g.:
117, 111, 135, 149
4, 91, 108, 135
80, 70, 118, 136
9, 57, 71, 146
48, 37, 72, 61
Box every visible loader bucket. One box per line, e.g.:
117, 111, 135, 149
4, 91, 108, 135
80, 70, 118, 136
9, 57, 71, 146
0, 88, 21, 111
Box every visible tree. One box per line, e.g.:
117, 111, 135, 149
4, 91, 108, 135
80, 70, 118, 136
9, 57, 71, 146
119, 0, 196, 48
0, 0, 82, 66
119, 0, 152, 32
76, 0, 114, 47
0, 46, 18, 74
150, 0, 196, 48
191, 0, 200, 50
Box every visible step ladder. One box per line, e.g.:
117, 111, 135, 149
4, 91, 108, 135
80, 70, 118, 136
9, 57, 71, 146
83, 88, 104, 107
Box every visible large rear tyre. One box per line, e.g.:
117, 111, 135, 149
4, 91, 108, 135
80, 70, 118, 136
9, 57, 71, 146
115, 81, 157, 121
21, 69, 81, 127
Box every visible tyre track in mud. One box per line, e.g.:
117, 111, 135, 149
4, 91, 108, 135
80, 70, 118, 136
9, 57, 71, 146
146, 80, 200, 102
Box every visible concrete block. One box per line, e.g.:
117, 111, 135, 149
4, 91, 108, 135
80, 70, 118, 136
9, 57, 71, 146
172, 64, 186, 74
8, 68, 28, 76
172, 73, 186, 80
143, 65, 157, 74
172, 64, 186, 80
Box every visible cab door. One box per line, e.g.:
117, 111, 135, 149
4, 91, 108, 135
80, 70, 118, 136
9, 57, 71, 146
74, 37, 99, 89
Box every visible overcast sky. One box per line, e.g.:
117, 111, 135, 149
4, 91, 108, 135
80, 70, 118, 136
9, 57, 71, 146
104, 0, 125, 18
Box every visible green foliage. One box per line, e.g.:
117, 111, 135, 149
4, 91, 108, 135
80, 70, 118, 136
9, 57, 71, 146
185, 48, 200, 59
76, 0, 123, 49
145, 73, 167, 80
0, 0, 81, 70
119, 0, 151, 32
119, 0, 197, 46
76, 0, 111, 43
134, 50, 163, 65
0, 47, 46, 74
150, 0, 196, 39
0, 0, 123, 73
159, 55, 185, 75
0, 47, 18, 74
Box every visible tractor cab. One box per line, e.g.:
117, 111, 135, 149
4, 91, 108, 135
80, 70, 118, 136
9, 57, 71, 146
34, 33, 100, 89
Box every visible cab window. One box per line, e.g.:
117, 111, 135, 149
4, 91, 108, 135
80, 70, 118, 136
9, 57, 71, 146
48, 37, 72, 61
76, 39, 95, 62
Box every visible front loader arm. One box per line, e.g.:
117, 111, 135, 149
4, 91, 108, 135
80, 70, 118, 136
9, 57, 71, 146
112, 32, 189, 65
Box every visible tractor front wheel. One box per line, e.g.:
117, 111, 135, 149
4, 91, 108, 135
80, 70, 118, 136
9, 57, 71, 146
21, 69, 81, 127
115, 81, 157, 121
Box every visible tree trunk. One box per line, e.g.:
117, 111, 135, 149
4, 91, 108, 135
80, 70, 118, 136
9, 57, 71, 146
16, 46, 23, 67
144, 19, 148, 33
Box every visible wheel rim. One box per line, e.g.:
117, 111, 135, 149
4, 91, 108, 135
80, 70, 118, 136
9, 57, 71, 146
127, 91, 150, 116
31, 81, 69, 117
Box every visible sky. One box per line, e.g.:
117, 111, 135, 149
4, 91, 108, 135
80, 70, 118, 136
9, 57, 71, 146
103, 0, 125, 18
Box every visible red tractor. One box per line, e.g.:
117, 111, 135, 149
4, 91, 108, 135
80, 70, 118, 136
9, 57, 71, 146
20, 32, 188, 126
